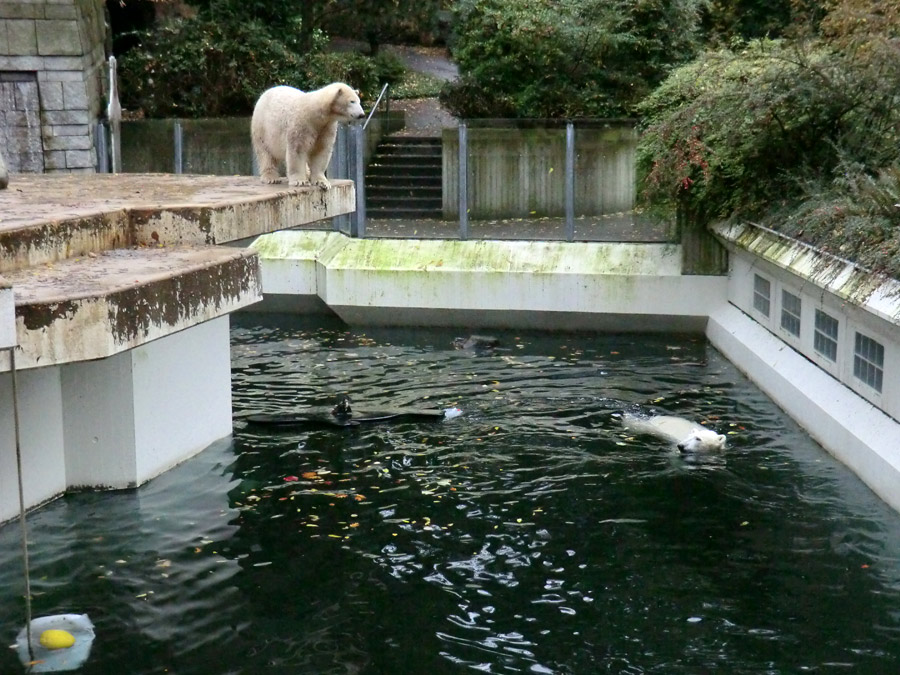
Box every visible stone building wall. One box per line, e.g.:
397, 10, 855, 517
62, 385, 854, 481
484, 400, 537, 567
0, 0, 107, 173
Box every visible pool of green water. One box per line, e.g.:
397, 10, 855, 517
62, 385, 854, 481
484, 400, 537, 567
2, 314, 900, 674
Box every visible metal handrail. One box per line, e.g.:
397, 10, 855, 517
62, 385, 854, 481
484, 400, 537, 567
363, 83, 390, 130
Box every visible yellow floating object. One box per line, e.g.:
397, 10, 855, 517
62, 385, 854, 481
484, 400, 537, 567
17, 613, 94, 672
40, 629, 76, 650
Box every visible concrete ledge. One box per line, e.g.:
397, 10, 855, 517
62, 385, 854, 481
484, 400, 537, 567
714, 221, 900, 325
251, 231, 728, 331
707, 302, 900, 512
0, 174, 355, 271
3, 245, 262, 369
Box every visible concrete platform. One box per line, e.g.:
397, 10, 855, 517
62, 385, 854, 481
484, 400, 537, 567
0, 173, 355, 270
0, 173, 356, 369
0, 173, 355, 521
3, 245, 259, 369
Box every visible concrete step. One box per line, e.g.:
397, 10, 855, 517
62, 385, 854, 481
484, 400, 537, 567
366, 164, 442, 179
373, 153, 442, 165
367, 206, 444, 219
5, 244, 261, 369
377, 144, 442, 158
365, 185, 442, 198
366, 174, 442, 187
367, 195, 442, 210
364, 136, 444, 214
0, 173, 356, 273
383, 136, 441, 146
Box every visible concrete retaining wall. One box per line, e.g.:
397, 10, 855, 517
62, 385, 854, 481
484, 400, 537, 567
707, 222, 900, 512
251, 230, 726, 332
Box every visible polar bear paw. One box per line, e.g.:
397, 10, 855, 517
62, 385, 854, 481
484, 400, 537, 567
259, 170, 280, 184
313, 177, 332, 190
288, 177, 311, 188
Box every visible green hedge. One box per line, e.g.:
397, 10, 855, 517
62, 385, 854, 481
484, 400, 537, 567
118, 18, 403, 118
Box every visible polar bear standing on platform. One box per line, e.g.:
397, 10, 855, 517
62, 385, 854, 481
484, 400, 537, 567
622, 413, 726, 453
251, 82, 365, 189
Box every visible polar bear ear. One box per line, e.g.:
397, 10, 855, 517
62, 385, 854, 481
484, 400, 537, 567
716, 433, 727, 447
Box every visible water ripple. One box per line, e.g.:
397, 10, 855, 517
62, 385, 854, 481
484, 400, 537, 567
2, 317, 900, 673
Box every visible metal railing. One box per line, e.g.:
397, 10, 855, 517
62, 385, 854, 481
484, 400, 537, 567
349, 83, 391, 237
99, 107, 648, 244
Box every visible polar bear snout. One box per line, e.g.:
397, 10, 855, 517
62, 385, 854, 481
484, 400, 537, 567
677, 430, 727, 453
348, 101, 365, 119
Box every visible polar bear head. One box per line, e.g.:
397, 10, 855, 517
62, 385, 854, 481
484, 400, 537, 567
329, 83, 365, 121
677, 427, 727, 453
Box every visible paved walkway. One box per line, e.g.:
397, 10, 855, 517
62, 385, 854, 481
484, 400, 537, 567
359, 214, 671, 242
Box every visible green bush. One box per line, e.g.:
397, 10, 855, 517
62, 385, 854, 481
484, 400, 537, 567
767, 163, 900, 277
372, 50, 407, 86
302, 51, 381, 99
636, 39, 900, 225
443, 0, 706, 119
118, 19, 305, 117
118, 17, 399, 118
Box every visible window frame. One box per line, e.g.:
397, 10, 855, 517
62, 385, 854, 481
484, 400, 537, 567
813, 309, 839, 362
780, 289, 801, 338
853, 331, 884, 393
753, 274, 771, 318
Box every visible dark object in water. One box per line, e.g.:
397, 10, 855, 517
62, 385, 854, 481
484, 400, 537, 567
453, 335, 500, 350
244, 394, 448, 428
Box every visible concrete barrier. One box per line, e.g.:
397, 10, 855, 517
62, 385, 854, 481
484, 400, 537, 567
251, 230, 727, 332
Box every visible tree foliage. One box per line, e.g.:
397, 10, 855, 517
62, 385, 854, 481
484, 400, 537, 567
441, 0, 707, 119
117, 19, 306, 117
116, 17, 395, 117
699, 0, 823, 43
636, 0, 900, 275
322, 0, 442, 54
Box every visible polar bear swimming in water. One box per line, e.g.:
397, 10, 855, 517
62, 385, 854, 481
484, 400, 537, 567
621, 413, 726, 453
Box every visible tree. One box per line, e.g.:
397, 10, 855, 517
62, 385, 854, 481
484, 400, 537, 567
700, 0, 824, 43
635, 0, 900, 276
324, 0, 441, 55
441, 0, 707, 119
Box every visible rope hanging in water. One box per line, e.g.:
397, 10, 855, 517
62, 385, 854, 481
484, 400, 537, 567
11, 347, 34, 662
10, 347, 96, 672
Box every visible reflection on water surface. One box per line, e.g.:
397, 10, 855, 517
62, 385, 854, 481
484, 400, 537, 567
2, 314, 900, 674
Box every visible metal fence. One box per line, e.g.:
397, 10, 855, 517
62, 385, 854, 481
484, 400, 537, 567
100, 102, 664, 243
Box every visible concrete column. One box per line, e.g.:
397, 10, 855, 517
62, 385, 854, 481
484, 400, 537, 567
62, 316, 233, 490
0, 367, 66, 523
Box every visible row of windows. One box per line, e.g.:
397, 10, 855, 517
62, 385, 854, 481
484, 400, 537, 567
753, 274, 886, 394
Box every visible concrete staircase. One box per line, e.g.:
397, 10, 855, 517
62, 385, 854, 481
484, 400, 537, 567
366, 136, 442, 219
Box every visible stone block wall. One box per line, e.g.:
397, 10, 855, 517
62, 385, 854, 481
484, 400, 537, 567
0, 0, 107, 173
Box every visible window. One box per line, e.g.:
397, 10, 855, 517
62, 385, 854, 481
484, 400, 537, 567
854, 332, 884, 393
753, 275, 771, 317
814, 309, 838, 362
780, 290, 801, 337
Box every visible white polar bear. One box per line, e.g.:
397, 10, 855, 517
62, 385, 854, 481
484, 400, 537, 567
251, 82, 365, 189
621, 413, 726, 453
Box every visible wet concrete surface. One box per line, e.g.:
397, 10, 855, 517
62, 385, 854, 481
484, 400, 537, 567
332, 213, 672, 243
0, 173, 349, 230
